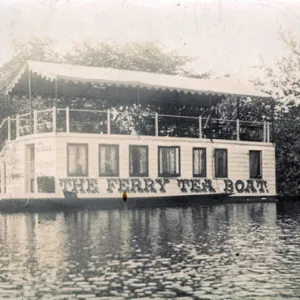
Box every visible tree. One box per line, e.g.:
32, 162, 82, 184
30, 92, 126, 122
253, 30, 300, 196
0, 38, 65, 90
66, 40, 195, 75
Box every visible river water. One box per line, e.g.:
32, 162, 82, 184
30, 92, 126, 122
0, 202, 300, 299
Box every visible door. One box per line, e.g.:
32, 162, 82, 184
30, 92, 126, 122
25, 144, 35, 193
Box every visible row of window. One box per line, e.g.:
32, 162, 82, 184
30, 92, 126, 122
67, 144, 262, 179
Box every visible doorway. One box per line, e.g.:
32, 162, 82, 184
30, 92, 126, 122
25, 144, 35, 193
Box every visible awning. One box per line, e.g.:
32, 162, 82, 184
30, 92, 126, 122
5, 60, 270, 99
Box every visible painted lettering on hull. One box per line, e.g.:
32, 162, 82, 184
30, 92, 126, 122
59, 178, 269, 195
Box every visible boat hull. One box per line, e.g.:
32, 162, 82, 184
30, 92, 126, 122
0, 194, 278, 213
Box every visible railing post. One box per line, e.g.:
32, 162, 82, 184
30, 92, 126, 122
66, 107, 70, 133
267, 122, 270, 143
199, 116, 202, 139
107, 109, 111, 134
53, 106, 57, 133
33, 110, 37, 134
263, 121, 266, 142
7, 117, 11, 141
236, 119, 240, 141
155, 113, 159, 137
16, 114, 20, 138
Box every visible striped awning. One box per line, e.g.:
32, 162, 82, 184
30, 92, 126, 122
6, 60, 270, 98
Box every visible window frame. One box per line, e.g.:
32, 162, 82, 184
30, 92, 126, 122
249, 150, 262, 179
99, 144, 120, 177
129, 145, 149, 177
193, 147, 207, 178
67, 143, 89, 177
158, 146, 181, 177
214, 148, 228, 179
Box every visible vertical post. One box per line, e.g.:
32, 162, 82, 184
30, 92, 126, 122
263, 121, 266, 142
28, 65, 33, 134
155, 113, 159, 137
66, 107, 70, 133
16, 114, 20, 138
53, 106, 56, 133
137, 86, 141, 135
199, 116, 202, 139
55, 76, 58, 106
6, 94, 10, 120
236, 119, 240, 141
271, 100, 275, 143
7, 117, 11, 141
53, 76, 58, 134
107, 109, 111, 134
236, 97, 240, 141
267, 122, 270, 143
209, 95, 212, 139
33, 110, 37, 134
237, 98, 240, 119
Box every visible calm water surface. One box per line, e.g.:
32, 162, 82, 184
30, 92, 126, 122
1, 202, 300, 299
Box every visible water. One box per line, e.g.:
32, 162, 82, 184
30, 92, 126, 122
0, 202, 300, 299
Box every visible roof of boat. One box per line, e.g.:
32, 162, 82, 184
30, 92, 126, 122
5, 60, 270, 99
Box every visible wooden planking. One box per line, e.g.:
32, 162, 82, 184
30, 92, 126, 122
0, 133, 276, 198
55, 134, 276, 196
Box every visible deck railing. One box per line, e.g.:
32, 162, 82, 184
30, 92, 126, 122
0, 107, 271, 152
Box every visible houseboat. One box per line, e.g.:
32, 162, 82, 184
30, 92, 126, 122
0, 60, 277, 211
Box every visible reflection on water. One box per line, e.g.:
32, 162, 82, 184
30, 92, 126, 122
0, 203, 300, 299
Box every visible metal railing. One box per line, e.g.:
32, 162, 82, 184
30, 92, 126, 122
0, 107, 271, 153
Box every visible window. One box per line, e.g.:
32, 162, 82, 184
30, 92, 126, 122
214, 149, 228, 178
249, 150, 262, 179
129, 145, 148, 177
67, 144, 88, 177
158, 146, 180, 177
99, 144, 119, 176
193, 148, 207, 177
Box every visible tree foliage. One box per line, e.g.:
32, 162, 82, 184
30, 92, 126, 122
66, 40, 195, 75
253, 30, 300, 196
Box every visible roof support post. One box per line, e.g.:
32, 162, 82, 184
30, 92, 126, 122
54, 75, 58, 107
7, 117, 11, 141
33, 110, 37, 134
237, 97, 240, 119
236, 119, 240, 141
271, 99, 275, 143
54, 75, 58, 133
209, 95, 212, 140
199, 116, 202, 139
137, 86, 140, 135
107, 109, 111, 134
155, 113, 159, 137
263, 121, 267, 142
236, 97, 240, 141
16, 114, 20, 138
53, 106, 57, 133
6, 94, 10, 119
66, 107, 70, 133
28, 64, 33, 134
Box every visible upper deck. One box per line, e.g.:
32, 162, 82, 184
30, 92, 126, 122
0, 60, 273, 153
0, 105, 272, 152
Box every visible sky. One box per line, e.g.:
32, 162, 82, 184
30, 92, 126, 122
0, 0, 300, 84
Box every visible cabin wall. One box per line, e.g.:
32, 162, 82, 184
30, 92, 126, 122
0, 136, 57, 197
0, 133, 276, 199
0, 140, 25, 197
55, 134, 276, 198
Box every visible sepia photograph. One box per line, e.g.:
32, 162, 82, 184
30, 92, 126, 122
0, 0, 300, 299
